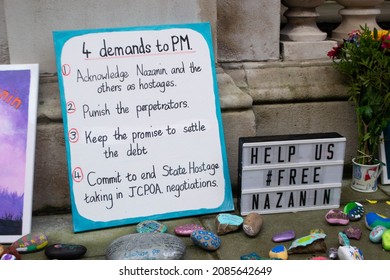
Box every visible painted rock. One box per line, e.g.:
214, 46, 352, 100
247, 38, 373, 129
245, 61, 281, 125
243, 213, 263, 237
382, 229, 390, 251
215, 213, 244, 235
0, 244, 5, 256
328, 247, 338, 260
45, 244, 87, 260
365, 212, 390, 230
240, 252, 262, 260
343, 202, 364, 221
308, 256, 329, 260
343, 225, 362, 240
288, 233, 327, 254
325, 209, 349, 225
269, 245, 288, 260
191, 229, 221, 251
1, 245, 21, 260
369, 225, 387, 243
174, 224, 204, 236
11, 232, 48, 253
106, 233, 185, 260
272, 230, 295, 242
136, 220, 167, 233
338, 246, 364, 260
1, 254, 17, 260
309, 229, 325, 234
338, 232, 350, 246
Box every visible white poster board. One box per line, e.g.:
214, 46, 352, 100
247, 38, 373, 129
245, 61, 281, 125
53, 23, 233, 232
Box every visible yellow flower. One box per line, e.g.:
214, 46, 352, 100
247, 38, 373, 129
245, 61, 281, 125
371, 29, 390, 40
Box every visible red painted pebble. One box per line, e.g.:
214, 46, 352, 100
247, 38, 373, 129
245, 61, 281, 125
11, 232, 48, 253
174, 224, 204, 236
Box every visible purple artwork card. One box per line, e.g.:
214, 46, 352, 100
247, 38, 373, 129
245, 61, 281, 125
0, 64, 39, 243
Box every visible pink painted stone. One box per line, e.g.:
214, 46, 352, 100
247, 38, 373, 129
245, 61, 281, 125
325, 209, 349, 225
174, 224, 204, 236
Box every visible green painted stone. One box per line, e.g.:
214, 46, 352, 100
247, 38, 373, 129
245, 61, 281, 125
136, 220, 167, 233
382, 229, 390, 251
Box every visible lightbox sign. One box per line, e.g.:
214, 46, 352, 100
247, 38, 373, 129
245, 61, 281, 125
238, 133, 346, 215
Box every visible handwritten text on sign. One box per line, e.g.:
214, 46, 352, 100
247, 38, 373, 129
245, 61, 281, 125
238, 133, 346, 215
54, 23, 233, 232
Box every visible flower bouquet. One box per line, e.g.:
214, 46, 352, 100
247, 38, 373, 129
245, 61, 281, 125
328, 26, 390, 165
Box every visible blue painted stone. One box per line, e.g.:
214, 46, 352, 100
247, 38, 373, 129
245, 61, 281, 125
240, 252, 261, 260
216, 213, 244, 235
191, 229, 221, 251
106, 233, 185, 260
365, 212, 390, 230
136, 220, 167, 233
370, 225, 387, 243
343, 202, 364, 221
269, 245, 288, 260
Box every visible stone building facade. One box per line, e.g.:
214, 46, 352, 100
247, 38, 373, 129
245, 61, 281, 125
0, 0, 389, 212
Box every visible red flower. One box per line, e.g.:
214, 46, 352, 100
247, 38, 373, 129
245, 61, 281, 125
381, 34, 390, 50
327, 45, 342, 59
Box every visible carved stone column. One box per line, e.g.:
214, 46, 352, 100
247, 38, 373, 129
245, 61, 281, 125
332, 0, 384, 41
280, 0, 327, 41
280, 0, 337, 60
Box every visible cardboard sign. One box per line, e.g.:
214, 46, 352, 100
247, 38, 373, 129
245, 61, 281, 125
238, 133, 346, 215
0, 64, 39, 242
53, 23, 233, 232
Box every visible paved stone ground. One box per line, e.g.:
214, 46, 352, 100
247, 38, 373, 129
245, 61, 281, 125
9, 180, 390, 260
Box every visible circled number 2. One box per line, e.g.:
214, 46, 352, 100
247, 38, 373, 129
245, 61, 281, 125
67, 101, 76, 114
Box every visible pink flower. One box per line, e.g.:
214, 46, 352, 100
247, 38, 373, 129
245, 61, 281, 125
381, 34, 390, 50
